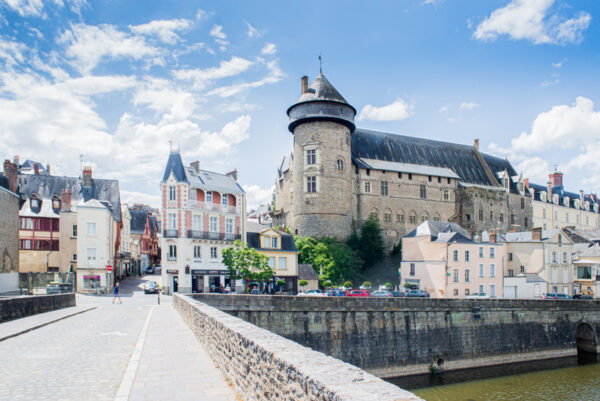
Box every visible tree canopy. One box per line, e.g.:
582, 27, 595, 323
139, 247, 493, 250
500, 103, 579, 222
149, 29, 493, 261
221, 240, 274, 284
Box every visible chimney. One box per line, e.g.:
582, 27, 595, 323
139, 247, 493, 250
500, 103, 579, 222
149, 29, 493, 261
547, 181, 552, 201
473, 138, 479, 151
191, 161, 200, 174
3, 159, 17, 193
549, 170, 563, 188
46, 164, 51, 176
82, 166, 92, 187
33, 163, 39, 175
61, 189, 72, 211
13, 155, 19, 166
532, 227, 542, 241
524, 178, 529, 188
580, 190, 585, 202
226, 169, 238, 181
489, 230, 497, 244
301, 76, 308, 95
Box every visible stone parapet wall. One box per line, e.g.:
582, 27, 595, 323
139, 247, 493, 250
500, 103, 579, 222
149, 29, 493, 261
174, 294, 421, 401
0, 293, 76, 323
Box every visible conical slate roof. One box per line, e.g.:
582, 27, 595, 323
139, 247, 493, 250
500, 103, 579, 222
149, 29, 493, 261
294, 74, 349, 105
162, 151, 188, 183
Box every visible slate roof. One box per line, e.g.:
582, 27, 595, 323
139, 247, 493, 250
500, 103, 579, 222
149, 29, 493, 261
149, 216, 158, 236
434, 232, 474, 244
503, 230, 560, 242
162, 152, 188, 183
483, 153, 525, 195
528, 182, 600, 213
355, 158, 460, 179
293, 74, 350, 105
298, 264, 318, 281
19, 160, 48, 175
246, 231, 298, 252
404, 221, 471, 240
130, 209, 148, 235
351, 129, 504, 187
17, 174, 121, 222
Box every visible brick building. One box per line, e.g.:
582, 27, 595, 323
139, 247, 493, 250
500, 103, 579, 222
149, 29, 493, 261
272, 73, 532, 248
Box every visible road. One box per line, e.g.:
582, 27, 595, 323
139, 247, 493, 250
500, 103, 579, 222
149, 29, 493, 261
0, 275, 238, 401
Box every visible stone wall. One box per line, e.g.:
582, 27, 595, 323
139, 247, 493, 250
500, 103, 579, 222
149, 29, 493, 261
173, 293, 421, 401
191, 294, 600, 377
0, 293, 76, 323
0, 187, 19, 274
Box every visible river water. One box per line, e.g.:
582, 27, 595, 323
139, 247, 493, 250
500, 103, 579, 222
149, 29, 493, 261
389, 357, 600, 401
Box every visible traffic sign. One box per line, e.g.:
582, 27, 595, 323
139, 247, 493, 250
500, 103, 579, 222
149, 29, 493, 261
106, 265, 112, 272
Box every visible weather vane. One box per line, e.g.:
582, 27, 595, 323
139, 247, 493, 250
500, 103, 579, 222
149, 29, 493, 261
318, 53, 322, 74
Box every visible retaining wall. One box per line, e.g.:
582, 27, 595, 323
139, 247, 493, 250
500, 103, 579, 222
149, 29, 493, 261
0, 293, 76, 323
174, 293, 421, 401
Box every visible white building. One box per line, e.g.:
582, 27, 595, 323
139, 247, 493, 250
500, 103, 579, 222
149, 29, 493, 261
503, 273, 546, 299
160, 151, 246, 294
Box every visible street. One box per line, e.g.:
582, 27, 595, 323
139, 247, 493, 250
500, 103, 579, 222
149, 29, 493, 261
0, 276, 238, 401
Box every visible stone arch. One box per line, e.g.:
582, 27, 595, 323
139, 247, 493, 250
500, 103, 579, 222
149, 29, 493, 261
396, 209, 405, 224
420, 211, 429, 223
408, 210, 417, 225
383, 208, 392, 223
576, 322, 599, 355
432, 213, 441, 222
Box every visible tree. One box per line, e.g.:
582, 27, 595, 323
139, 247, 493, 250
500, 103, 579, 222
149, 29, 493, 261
294, 236, 358, 284
384, 282, 393, 289
276, 279, 286, 287
299, 279, 308, 287
323, 280, 332, 288
362, 281, 372, 289
357, 217, 385, 268
343, 280, 353, 288
221, 240, 274, 288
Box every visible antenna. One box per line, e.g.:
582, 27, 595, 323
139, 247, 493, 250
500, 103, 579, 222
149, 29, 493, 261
318, 53, 322, 74
169, 140, 173, 153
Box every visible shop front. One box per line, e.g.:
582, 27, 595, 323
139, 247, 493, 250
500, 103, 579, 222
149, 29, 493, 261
165, 269, 178, 294
191, 269, 234, 293
76, 267, 113, 293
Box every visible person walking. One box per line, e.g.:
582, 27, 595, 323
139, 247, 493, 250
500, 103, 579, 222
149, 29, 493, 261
113, 282, 122, 304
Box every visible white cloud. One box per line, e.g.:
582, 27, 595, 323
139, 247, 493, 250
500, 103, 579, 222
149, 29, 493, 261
173, 56, 254, 90
196, 9, 207, 20
207, 59, 284, 97
511, 97, 600, 151
473, 0, 591, 45
459, 101, 479, 110
121, 190, 160, 208
243, 184, 274, 210
516, 156, 550, 183
0, 38, 28, 67
209, 24, 227, 40
60, 23, 160, 74
62, 75, 137, 95
133, 79, 199, 121
130, 18, 192, 45
246, 21, 259, 38
261, 43, 276, 56
3, 0, 44, 17
357, 98, 413, 121
552, 59, 565, 68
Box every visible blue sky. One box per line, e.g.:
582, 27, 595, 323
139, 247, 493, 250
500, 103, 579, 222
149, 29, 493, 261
1, 0, 600, 209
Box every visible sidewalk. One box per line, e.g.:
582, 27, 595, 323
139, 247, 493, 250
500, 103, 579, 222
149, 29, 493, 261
124, 304, 239, 401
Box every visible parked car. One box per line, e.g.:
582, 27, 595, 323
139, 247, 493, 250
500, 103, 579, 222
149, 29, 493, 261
46, 282, 61, 294
298, 289, 326, 296
390, 291, 405, 298
326, 288, 346, 297
371, 290, 393, 298
405, 289, 430, 298
545, 293, 572, 300
250, 288, 261, 295
466, 292, 489, 299
573, 293, 594, 300
154, 265, 161, 274
144, 281, 159, 294
346, 290, 371, 297
145, 266, 155, 274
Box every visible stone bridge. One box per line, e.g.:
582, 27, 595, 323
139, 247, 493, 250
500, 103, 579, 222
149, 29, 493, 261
190, 294, 600, 378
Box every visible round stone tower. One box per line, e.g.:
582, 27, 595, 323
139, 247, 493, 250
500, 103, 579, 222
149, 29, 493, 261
287, 74, 356, 240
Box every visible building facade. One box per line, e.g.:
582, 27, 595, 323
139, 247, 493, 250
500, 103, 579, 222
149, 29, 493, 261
0, 160, 20, 293
400, 221, 504, 298
272, 74, 532, 248
159, 151, 245, 294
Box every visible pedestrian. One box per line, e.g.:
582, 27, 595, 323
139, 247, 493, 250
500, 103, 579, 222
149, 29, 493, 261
113, 282, 122, 304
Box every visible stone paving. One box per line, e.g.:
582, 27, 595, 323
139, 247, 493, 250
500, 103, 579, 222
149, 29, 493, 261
0, 275, 238, 401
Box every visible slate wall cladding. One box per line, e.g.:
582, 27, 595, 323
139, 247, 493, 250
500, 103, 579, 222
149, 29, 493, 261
174, 294, 421, 401
0, 293, 75, 323
191, 294, 600, 375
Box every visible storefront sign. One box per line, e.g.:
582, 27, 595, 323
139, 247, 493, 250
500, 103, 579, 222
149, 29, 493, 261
166, 269, 178, 274
191, 269, 226, 276
83, 275, 101, 279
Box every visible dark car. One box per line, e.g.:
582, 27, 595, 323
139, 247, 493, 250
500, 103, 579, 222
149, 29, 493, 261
405, 289, 430, 298
347, 290, 371, 297
573, 293, 593, 300
390, 291, 405, 298
144, 281, 159, 294
545, 293, 571, 300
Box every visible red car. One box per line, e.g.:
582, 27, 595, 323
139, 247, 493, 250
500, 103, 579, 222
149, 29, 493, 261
346, 290, 371, 297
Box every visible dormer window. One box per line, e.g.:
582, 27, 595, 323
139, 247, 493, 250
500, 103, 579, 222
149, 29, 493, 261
263, 237, 269, 248
52, 197, 61, 210
30, 196, 41, 210
272, 237, 278, 248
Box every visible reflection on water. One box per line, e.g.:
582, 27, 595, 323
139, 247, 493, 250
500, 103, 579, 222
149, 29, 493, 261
388, 355, 600, 401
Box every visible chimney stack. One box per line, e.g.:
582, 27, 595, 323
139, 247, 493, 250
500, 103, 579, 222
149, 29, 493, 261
301, 76, 308, 95
489, 230, 497, 244
473, 138, 479, 151
61, 189, 72, 211
191, 161, 200, 174
580, 190, 585, 202
226, 169, 238, 181
33, 163, 39, 175
13, 155, 19, 166
82, 166, 92, 187
3, 159, 17, 193
532, 227, 542, 241
524, 178, 529, 188
46, 164, 51, 176
547, 181, 552, 200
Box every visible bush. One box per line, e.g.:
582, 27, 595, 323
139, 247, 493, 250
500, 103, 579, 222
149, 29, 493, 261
323, 280, 332, 288
343, 280, 353, 288
403, 282, 412, 289
299, 279, 308, 287
384, 282, 393, 289
362, 281, 372, 288
276, 279, 286, 287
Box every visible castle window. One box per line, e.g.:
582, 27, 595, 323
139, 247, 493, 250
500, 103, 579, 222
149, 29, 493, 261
490, 211, 493, 220
408, 173, 413, 180
306, 149, 316, 165
409, 212, 416, 224
499, 213, 504, 223
397, 214, 404, 223
479, 209, 483, 221
337, 159, 344, 171
306, 176, 317, 193
366, 169, 370, 176
447, 178, 451, 184
370, 212, 378, 220
364, 182, 371, 193
398, 172, 402, 179
438, 177, 441, 183
443, 190, 449, 201
428, 176, 432, 182
511, 214, 515, 225
521, 197, 525, 209
384, 213, 391, 223
420, 185, 426, 199
524, 217, 528, 228
381, 181, 388, 196
466, 214, 471, 222
433, 214, 440, 221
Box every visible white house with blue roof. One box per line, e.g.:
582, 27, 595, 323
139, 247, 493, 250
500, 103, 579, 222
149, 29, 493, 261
160, 150, 246, 294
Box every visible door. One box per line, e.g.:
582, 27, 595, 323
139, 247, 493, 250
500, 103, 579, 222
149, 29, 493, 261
192, 276, 198, 293
173, 276, 179, 293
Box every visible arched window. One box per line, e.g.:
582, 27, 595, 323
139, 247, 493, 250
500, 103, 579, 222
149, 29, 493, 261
337, 159, 344, 171
408, 211, 417, 224
370, 208, 379, 221
433, 213, 441, 222
383, 209, 392, 223
421, 212, 429, 223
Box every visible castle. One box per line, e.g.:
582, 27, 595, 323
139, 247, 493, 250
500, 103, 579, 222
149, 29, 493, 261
271, 73, 532, 247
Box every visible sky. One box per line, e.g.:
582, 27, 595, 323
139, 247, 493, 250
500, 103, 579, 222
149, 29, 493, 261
1, 0, 600, 210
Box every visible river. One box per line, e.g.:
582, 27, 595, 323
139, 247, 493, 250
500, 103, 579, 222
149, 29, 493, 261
388, 357, 600, 401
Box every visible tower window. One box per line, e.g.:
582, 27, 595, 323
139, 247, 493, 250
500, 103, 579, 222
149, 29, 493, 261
381, 181, 388, 196
398, 172, 402, 179
169, 186, 176, 201
306, 149, 316, 165
420, 185, 426, 199
408, 173, 413, 180
337, 159, 344, 171
307, 176, 317, 193
364, 182, 371, 193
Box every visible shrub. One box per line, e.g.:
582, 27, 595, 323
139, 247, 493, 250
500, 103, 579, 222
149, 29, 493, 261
299, 279, 308, 287
384, 282, 393, 289
362, 281, 372, 288
343, 280, 353, 288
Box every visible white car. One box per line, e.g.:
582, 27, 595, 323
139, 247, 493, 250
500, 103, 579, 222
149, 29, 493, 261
297, 289, 326, 297
466, 292, 489, 299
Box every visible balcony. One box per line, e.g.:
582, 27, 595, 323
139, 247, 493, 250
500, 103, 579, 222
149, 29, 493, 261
186, 230, 241, 241
189, 201, 238, 214
163, 230, 179, 238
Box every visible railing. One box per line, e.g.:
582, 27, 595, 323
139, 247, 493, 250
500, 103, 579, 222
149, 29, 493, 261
163, 230, 179, 238
167, 255, 177, 261
189, 200, 237, 214
186, 230, 241, 241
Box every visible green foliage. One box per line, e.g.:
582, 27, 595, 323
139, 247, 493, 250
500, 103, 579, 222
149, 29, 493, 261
299, 279, 308, 287
391, 241, 402, 256
276, 279, 286, 287
323, 280, 332, 288
384, 282, 393, 289
356, 217, 385, 267
343, 281, 353, 288
294, 236, 358, 284
221, 240, 274, 285
362, 281, 372, 288
403, 282, 413, 288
